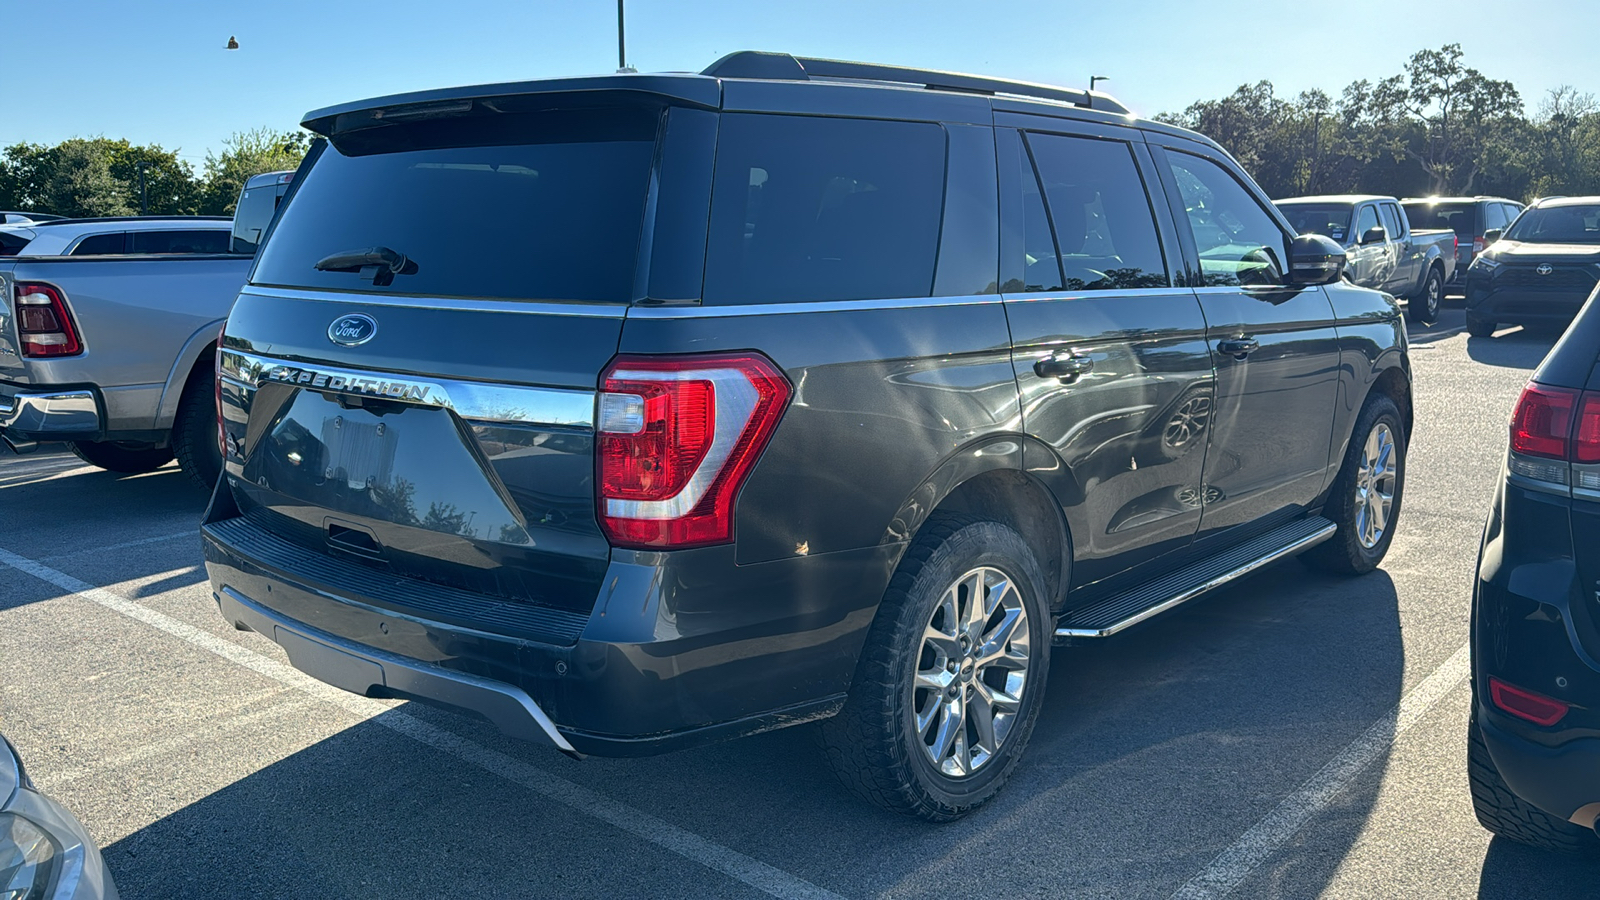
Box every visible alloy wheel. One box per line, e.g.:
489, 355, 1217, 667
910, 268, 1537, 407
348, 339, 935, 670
1354, 422, 1397, 549
910, 566, 1032, 777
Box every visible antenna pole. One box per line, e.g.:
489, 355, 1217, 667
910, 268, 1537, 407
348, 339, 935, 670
617, 0, 627, 72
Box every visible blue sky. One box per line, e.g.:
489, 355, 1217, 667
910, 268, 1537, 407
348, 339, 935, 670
3, 0, 1597, 166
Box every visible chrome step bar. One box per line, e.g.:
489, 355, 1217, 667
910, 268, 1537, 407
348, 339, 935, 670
1054, 518, 1338, 640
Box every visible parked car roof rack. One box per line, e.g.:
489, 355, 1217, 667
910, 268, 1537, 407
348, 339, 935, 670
28, 215, 231, 228
701, 51, 1130, 115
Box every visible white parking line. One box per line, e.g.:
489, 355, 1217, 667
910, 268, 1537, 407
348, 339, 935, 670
37, 530, 196, 561
1169, 643, 1472, 900
0, 544, 845, 900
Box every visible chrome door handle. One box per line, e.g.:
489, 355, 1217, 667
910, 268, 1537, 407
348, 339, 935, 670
1034, 352, 1094, 382
1217, 337, 1259, 359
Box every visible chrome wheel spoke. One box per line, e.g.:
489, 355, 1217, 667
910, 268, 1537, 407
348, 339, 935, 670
1353, 422, 1397, 549
909, 563, 1032, 777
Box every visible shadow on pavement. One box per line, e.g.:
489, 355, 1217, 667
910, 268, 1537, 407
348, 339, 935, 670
102, 562, 1406, 899
1477, 836, 1600, 898
1465, 328, 1562, 370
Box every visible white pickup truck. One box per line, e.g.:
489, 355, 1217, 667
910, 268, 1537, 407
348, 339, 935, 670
1276, 194, 1457, 323
0, 170, 295, 485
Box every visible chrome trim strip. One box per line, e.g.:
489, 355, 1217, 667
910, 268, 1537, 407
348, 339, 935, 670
239, 285, 628, 319
220, 349, 594, 428
624, 293, 1002, 319
1001, 286, 1185, 302
1506, 470, 1572, 499
1054, 522, 1338, 639
0, 390, 100, 433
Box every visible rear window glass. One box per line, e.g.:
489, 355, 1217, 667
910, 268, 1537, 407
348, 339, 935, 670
131, 229, 231, 254
0, 231, 28, 256
1278, 204, 1352, 243
252, 108, 658, 302
1401, 202, 1478, 238
703, 114, 947, 305
232, 184, 284, 254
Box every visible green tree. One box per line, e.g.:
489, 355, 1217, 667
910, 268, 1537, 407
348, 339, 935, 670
42, 139, 133, 217
1369, 44, 1525, 194
107, 143, 200, 215
0, 142, 57, 210
200, 128, 309, 215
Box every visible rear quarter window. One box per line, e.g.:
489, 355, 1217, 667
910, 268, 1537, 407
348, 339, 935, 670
69, 233, 127, 256
702, 114, 947, 305
131, 229, 232, 254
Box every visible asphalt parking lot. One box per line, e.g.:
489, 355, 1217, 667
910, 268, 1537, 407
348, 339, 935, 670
4, 306, 1600, 899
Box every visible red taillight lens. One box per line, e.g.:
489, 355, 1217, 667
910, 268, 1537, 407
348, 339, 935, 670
14, 282, 81, 357
1473, 236, 1486, 254
597, 353, 792, 549
1511, 383, 1578, 459
1576, 393, 1600, 464
1490, 677, 1570, 727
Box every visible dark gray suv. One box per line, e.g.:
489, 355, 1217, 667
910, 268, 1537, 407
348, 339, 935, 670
202, 52, 1413, 820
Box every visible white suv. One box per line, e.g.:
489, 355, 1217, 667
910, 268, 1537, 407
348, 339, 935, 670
3, 216, 232, 256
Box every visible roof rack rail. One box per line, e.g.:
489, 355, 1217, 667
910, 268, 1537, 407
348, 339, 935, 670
30, 215, 232, 228
701, 51, 1129, 115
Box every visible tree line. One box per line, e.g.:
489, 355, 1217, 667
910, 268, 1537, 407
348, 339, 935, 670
0, 128, 309, 219
1160, 44, 1600, 201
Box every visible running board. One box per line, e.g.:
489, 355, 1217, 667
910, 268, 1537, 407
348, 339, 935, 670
1054, 517, 1338, 640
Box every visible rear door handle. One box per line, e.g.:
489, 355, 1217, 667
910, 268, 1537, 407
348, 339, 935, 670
1034, 352, 1094, 382
1217, 337, 1260, 359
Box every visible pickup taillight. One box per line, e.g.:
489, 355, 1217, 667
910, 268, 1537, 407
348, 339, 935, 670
596, 352, 792, 549
14, 282, 82, 358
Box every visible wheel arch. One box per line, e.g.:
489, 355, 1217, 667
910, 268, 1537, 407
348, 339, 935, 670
890, 435, 1073, 610
154, 319, 225, 431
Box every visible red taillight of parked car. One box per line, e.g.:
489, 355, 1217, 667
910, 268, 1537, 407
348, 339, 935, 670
1510, 383, 1577, 460
1489, 677, 1570, 727
1575, 393, 1600, 464
13, 282, 81, 357
1472, 236, 1486, 254
596, 353, 792, 549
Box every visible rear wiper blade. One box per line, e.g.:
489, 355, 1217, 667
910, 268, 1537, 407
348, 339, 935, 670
314, 246, 417, 286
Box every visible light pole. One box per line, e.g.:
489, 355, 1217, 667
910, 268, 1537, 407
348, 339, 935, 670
136, 161, 149, 216
616, 0, 636, 73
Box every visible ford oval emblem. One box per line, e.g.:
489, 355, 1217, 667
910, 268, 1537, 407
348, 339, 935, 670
328, 313, 378, 346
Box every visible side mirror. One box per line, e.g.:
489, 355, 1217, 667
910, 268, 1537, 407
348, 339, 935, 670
1360, 226, 1388, 246
1484, 228, 1503, 244
1288, 234, 1348, 286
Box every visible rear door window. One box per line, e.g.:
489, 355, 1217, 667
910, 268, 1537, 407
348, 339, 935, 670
130, 229, 231, 254
69, 233, 127, 255
702, 114, 947, 305
1484, 203, 1507, 231
1165, 152, 1290, 287
252, 107, 659, 302
1024, 132, 1168, 290
1379, 203, 1403, 239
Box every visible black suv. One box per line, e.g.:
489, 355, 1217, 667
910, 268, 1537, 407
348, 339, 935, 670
202, 52, 1413, 820
1401, 195, 1524, 290
1470, 288, 1600, 853
1465, 197, 1600, 338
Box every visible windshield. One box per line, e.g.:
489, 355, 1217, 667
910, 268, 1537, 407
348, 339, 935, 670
252, 108, 658, 302
1277, 204, 1352, 243
1504, 204, 1600, 244
1402, 202, 1477, 239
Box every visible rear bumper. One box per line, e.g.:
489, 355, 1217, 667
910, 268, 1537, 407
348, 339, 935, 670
202, 514, 887, 756
0, 387, 98, 451
1478, 707, 1600, 825
217, 585, 580, 756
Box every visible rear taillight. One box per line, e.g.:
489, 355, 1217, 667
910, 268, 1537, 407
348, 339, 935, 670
1473, 236, 1486, 254
1511, 384, 1576, 460
1577, 393, 1600, 464
596, 352, 792, 549
1489, 677, 1569, 727
13, 282, 81, 357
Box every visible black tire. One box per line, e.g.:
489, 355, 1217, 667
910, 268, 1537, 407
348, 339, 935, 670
1467, 314, 1497, 338
68, 440, 174, 473
1469, 715, 1599, 854
1303, 393, 1405, 576
172, 365, 222, 489
820, 514, 1052, 821
1406, 266, 1443, 325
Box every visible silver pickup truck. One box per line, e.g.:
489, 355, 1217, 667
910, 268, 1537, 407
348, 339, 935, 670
1276, 194, 1457, 323
0, 171, 295, 485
